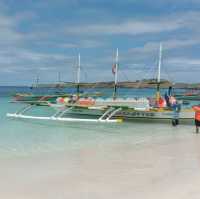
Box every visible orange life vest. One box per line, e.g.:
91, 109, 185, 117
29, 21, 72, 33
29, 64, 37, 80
157, 97, 166, 108
78, 98, 95, 106
192, 106, 200, 121
57, 97, 65, 104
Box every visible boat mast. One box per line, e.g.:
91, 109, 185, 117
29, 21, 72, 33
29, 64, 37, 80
156, 43, 162, 101
36, 74, 39, 88
113, 48, 119, 99
58, 72, 61, 83
76, 53, 81, 98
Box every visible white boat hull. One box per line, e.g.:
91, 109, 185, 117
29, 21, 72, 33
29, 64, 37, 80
62, 107, 194, 123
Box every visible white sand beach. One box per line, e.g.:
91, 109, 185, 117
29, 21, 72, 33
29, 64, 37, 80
0, 127, 200, 199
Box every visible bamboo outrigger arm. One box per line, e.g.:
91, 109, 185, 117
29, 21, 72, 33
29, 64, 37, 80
6, 106, 123, 123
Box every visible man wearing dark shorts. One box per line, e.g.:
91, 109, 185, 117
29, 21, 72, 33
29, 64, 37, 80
192, 105, 200, 133
172, 102, 181, 126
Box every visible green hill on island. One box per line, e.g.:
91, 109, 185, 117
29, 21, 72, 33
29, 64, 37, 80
36, 79, 200, 89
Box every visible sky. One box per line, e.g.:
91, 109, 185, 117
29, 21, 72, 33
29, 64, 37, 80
0, 0, 200, 85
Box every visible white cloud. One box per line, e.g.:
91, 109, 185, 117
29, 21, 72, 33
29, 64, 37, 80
60, 11, 200, 37
64, 19, 182, 36
167, 57, 200, 66
58, 39, 104, 49
128, 38, 200, 55
0, 14, 22, 44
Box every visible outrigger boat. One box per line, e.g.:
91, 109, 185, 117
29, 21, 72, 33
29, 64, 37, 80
7, 53, 122, 123
12, 92, 102, 105
7, 46, 195, 124
12, 93, 69, 104
174, 91, 200, 101
11, 55, 102, 106
46, 45, 194, 123
11, 72, 69, 104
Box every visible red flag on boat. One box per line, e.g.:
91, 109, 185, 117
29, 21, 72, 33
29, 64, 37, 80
112, 63, 116, 75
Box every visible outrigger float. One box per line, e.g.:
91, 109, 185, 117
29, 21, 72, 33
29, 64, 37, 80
6, 105, 123, 123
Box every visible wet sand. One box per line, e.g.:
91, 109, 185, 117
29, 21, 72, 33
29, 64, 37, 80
0, 129, 200, 199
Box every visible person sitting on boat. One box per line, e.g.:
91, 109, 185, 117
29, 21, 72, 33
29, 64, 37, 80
168, 86, 172, 96
70, 95, 78, 103
169, 96, 177, 107
157, 97, 166, 108
164, 92, 170, 107
68, 95, 77, 104
192, 105, 200, 133
147, 97, 155, 107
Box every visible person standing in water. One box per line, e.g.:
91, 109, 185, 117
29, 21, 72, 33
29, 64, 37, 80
172, 102, 181, 126
192, 105, 200, 133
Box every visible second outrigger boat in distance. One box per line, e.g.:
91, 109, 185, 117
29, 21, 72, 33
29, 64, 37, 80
7, 44, 195, 124
174, 90, 200, 101
12, 91, 102, 106
11, 54, 102, 106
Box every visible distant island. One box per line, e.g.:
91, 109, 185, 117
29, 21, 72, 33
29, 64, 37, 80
36, 79, 200, 89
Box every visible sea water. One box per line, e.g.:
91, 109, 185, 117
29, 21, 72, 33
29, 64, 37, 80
0, 87, 195, 158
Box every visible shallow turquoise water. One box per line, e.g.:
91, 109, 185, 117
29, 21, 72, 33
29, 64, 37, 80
0, 88, 195, 158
